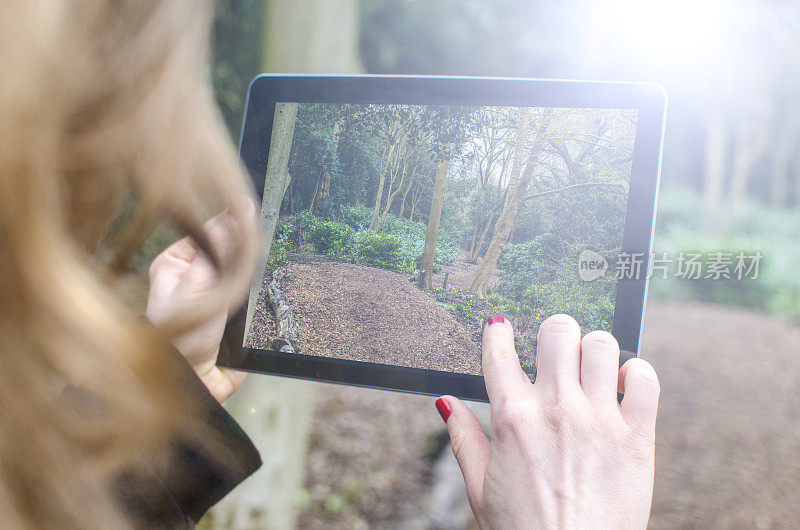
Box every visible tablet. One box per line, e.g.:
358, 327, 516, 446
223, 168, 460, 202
219, 75, 666, 402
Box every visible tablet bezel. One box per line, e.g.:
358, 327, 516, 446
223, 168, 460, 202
220, 74, 666, 402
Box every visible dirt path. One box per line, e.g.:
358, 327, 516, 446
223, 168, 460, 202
429, 250, 501, 292
644, 303, 800, 528
283, 254, 482, 375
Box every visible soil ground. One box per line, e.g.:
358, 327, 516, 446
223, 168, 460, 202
283, 254, 482, 375
297, 301, 800, 528
245, 250, 534, 376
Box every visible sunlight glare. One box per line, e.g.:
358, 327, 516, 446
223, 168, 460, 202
591, 0, 738, 73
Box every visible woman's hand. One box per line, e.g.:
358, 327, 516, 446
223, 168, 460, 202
436, 314, 660, 529
146, 209, 250, 403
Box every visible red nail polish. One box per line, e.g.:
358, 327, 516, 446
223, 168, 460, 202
487, 314, 505, 326
435, 397, 452, 423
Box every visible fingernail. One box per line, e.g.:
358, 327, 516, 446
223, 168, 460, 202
487, 314, 505, 326
435, 397, 452, 423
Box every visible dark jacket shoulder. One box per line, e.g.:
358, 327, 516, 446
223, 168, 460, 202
63, 350, 262, 528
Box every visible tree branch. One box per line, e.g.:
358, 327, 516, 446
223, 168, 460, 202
522, 182, 625, 202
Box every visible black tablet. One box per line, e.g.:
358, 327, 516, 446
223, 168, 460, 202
219, 75, 666, 402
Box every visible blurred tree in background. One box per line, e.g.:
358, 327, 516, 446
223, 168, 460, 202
206, 1, 360, 529
211, 0, 263, 135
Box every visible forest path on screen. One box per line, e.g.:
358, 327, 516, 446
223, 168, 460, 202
282, 254, 484, 375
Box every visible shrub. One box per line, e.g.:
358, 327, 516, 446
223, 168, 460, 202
289, 210, 316, 231
265, 224, 292, 272
338, 203, 373, 231
277, 211, 317, 251
301, 204, 460, 275
339, 208, 460, 273
432, 230, 459, 270
497, 237, 548, 300
522, 272, 615, 332
495, 233, 616, 331
306, 219, 355, 258
353, 230, 404, 270
486, 293, 521, 316
453, 302, 473, 319
486, 294, 503, 306
378, 212, 459, 272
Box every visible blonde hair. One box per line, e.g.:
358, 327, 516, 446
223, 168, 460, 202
0, 0, 258, 526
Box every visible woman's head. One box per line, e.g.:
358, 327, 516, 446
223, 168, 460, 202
0, 0, 257, 526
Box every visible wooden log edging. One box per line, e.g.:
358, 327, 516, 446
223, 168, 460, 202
267, 268, 301, 354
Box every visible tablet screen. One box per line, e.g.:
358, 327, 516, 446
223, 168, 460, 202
243, 102, 637, 379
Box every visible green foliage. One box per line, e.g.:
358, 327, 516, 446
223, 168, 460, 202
287, 104, 342, 216
337, 203, 373, 231
335, 205, 458, 273
497, 237, 548, 300
522, 272, 615, 332
650, 188, 800, 320
289, 210, 316, 231
353, 230, 405, 270
265, 225, 292, 273
298, 207, 462, 275
277, 210, 317, 252
486, 293, 522, 316
486, 294, 502, 306
332, 123, 382, 209
442, 174, 482, 247
306, 219, 355, 258
323, 494, 346, 515
521, 359, 537, 372
494, 182, 627, 333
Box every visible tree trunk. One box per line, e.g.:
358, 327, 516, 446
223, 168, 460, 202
398, 179, 412, 218
410, 179, 425, 221
258, 101, 298, 273
309, 170, 331, 215
770, 107, 799, 208
466, 135, 499, 263
262, 0, 362, 73
418, 156, 450, 289
409, 194, 420, 221
318, 170, 331, 213
468, 150, 511, 263
210, 1, 361, 527
376, 157, 413, 230
727, 103, 769, 222
470, 110, 537, 297
701, 101, 728, 231
308, 172, 322, 212
467, 186, 488, 262
369, 137, 397, 229
312, 120, 339, 215
469, 211, 496, 263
